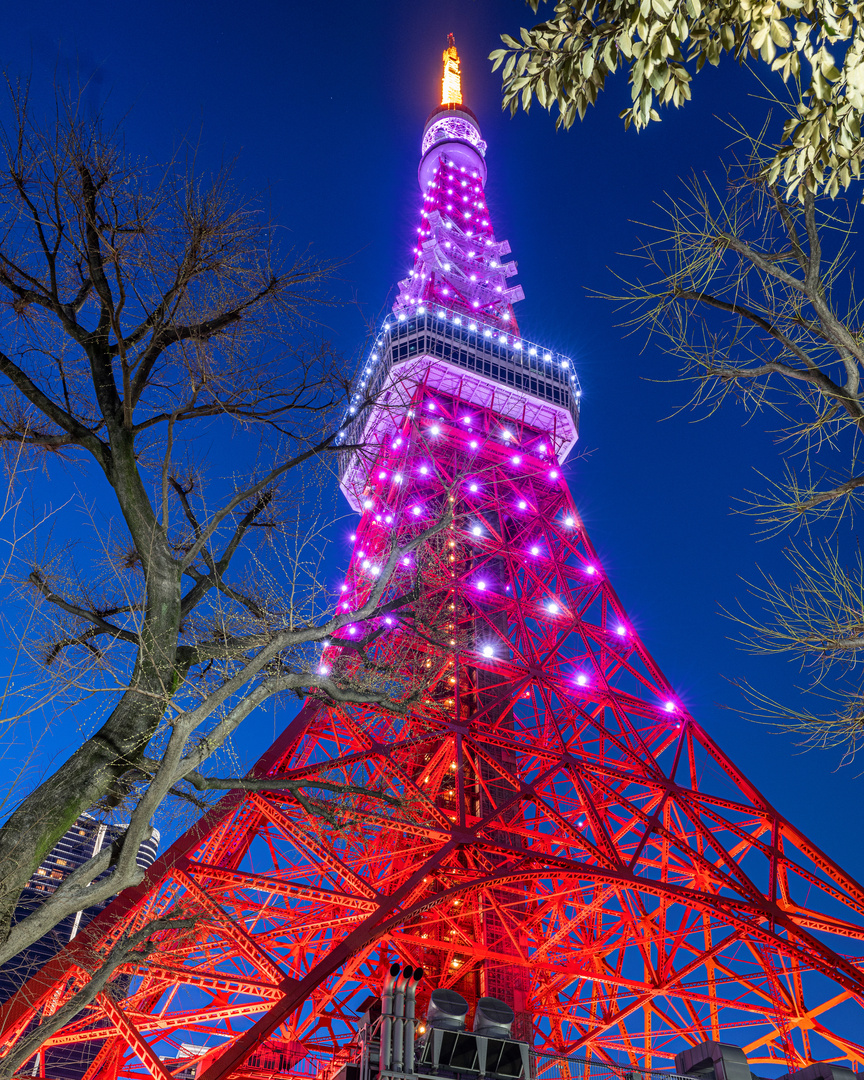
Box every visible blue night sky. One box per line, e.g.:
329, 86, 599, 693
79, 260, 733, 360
4, 0, 862, 899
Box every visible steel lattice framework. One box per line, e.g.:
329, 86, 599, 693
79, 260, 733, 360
1, 40, 863, 1080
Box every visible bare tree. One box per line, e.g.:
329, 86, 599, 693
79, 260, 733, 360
612, 148, 864, 759
0, 80, 455, 981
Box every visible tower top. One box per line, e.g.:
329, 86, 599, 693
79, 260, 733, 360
441, 34, 462, 106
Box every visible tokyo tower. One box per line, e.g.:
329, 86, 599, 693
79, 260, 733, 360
1, 36, 863, 1080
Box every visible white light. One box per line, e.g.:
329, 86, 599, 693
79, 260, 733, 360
470, 440, 478, 449
462, 416, 471, 424
576, 674, 588, 687
412, 506, 422, 516
547, 602, 559, 615
472, 525, 482, 536
341, 584, 348, 592
469, 483, 478, 493
363, 500, 373, 509
586, 565, 596, 575
565, 516, 575, 527
319, 666, 329, 675
530, 546, 540, 556
512, 455, 521, 465
403, 556, 411, 565
550, 470, 559, 479
431, 426, 440, 435
503, 430, 512, 441
379, 471, 387, 479
544, 353, 551, 361
665, 701, 675, 712
482, 645, 494, 658
394, 474, 403, 484
477, 581, 486, 591
518, 500, 527, 510
616, 625, 626, 636
420, 466, 428, 475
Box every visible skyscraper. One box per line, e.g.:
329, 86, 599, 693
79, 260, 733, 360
0, 40, 861, 1079
0, 815, 159, 1079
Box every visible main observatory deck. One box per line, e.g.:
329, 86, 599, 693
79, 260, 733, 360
337, 307, 581, 510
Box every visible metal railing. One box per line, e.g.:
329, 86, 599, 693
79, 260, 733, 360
532, 1051, 691, 1080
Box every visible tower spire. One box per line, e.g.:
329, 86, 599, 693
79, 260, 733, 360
394, 40, 524, 330
442, 33, 462, 105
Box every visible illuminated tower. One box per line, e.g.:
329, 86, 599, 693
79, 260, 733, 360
1, 39, 863, 1080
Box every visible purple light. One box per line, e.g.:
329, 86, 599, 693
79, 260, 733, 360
385, 616, 394, 625
420, 465, 429, 475
402, 556, 411, 565
411, 506, 422, 516
428, 402, 437, 411
476, 581, 486, 591
470, 440, 478, 450
462, 416, 472, 425
469, 483, 478, 493
518, 500, 527, 510
349, 627, 356, 635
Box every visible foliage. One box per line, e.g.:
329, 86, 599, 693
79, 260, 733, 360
491, 0, 864, 197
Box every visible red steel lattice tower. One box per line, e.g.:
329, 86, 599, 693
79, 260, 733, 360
2, 39, 864, 1080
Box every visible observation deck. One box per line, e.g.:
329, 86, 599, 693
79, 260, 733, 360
337, 306, 581, 511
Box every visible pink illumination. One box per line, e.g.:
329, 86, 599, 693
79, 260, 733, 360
53, 51, 864, 1075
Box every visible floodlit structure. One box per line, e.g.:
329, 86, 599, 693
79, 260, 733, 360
0, 38, 862, 1080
